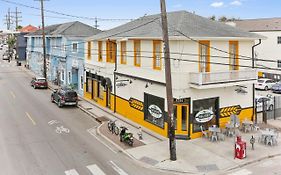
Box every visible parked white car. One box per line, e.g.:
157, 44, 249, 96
255, 78, 276, 91
255, 95, 274, 112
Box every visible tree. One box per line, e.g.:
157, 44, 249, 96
7, 35, 16, 49
219, 16, 228, 22
16, 25, 23, 30
209, 15, 216, 21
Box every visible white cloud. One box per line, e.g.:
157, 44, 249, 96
210, 2, 224, 8
230, 0, 242, 6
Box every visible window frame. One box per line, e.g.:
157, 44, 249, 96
72, 42, 78, 53
106, 40, 116, 63
153, 40, 162, 70
229, 41, 239, 70
98, 41, 103, 62
87, 41, 91, 60
134, 40, 141, 67
120, 41, 127, 64
198, 40, 210, 72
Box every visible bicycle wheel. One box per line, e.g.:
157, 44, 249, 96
108, 122, 112, 131
114, 126, 119, 135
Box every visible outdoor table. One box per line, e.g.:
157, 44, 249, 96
225, 123, 236, 137
259, 130, 277, 146
242, 120, 254, 133
208, 126, 221, 142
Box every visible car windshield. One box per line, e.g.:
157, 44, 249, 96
257, 80, 265, 83
37, 79, 46, 82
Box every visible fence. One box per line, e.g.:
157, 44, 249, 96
257, 95, 281, 123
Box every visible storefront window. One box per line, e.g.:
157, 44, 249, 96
86, 78, 92, 93
192, 98, 219, 133
98, 82, 104, 99
144, 93, 165, 128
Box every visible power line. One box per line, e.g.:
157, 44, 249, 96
0, 0, 135, 21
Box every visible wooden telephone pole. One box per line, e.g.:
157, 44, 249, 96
35, 0, 47, 79
160, 0, 177, 161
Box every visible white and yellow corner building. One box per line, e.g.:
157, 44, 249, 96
83, 11, 264, 139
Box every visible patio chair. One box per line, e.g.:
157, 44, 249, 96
200, 125, 209, 139
266, 136, 273, 146
217, 132, 225, 141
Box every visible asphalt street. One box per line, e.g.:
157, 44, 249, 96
0, 53, 170, 174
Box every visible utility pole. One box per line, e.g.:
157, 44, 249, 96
94, 17, 99, 29
160, 0, 176, 161
12, 7, 22, 30
4, 8, 12, 30
35, 0, 47, 79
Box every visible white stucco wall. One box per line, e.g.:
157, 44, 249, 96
85, 38, 255, 109
253, 31, 281, 74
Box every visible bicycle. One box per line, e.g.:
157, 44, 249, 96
107, 120, 119, 135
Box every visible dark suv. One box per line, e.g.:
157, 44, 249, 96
51, 87, 78, 108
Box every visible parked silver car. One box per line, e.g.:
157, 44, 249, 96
255, 95, 274, 112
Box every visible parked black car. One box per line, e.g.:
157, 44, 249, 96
51, 87, 78, 108
272, 82, 281, 94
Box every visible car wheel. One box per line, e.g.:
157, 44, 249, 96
51, 96, 54, 103
58, 100, 63, 108
268, 105, 274, 111
264, 86, 268, 91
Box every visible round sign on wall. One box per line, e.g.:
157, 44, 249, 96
195, 109, 214, 123
148, 104, 163, 119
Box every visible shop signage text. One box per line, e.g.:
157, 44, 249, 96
195, 109, 214, 123
148, 104, 163, 119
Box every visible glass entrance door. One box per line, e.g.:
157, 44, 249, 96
174, 104, 189, 135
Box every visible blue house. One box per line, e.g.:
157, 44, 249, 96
26, 21, 101, 96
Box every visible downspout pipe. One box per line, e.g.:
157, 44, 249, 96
252, 39, 262, 124
113, 41, 117, 113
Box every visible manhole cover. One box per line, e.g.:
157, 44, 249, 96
196, 164, 219, 172
139, 156, 159, 166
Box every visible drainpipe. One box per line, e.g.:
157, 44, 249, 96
111, 40, 117, 113
252, 39, 262, 124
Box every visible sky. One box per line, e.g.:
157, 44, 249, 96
1, 0, 281, 30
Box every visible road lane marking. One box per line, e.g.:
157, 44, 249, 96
10, 91, 16, 99
109, 161, 129, 175
65, 169, 80, 175
87, 127, 117, 154
86, 164, 106, 175
25, 112, 36, 125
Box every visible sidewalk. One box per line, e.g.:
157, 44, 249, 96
19, 66, 281, 174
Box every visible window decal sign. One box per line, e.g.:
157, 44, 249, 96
148, 104, 163, 119
195, 109, 214, 123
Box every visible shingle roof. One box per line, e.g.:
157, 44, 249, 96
233, 18, 281, 32
88, 11, 262, 40
27, 21, 101, 37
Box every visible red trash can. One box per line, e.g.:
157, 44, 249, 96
235, 136, 246, 159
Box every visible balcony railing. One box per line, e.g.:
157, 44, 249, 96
189, 69, 257, 88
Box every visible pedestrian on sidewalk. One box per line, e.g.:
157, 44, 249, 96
138, 126, 143, 140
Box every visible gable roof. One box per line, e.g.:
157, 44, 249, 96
28, 21, 101, 37
19, 25, 38, 33
232, 18, 281, 32
88, 11, 263, 40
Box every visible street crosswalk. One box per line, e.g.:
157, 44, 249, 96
65, 162, 128, 175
